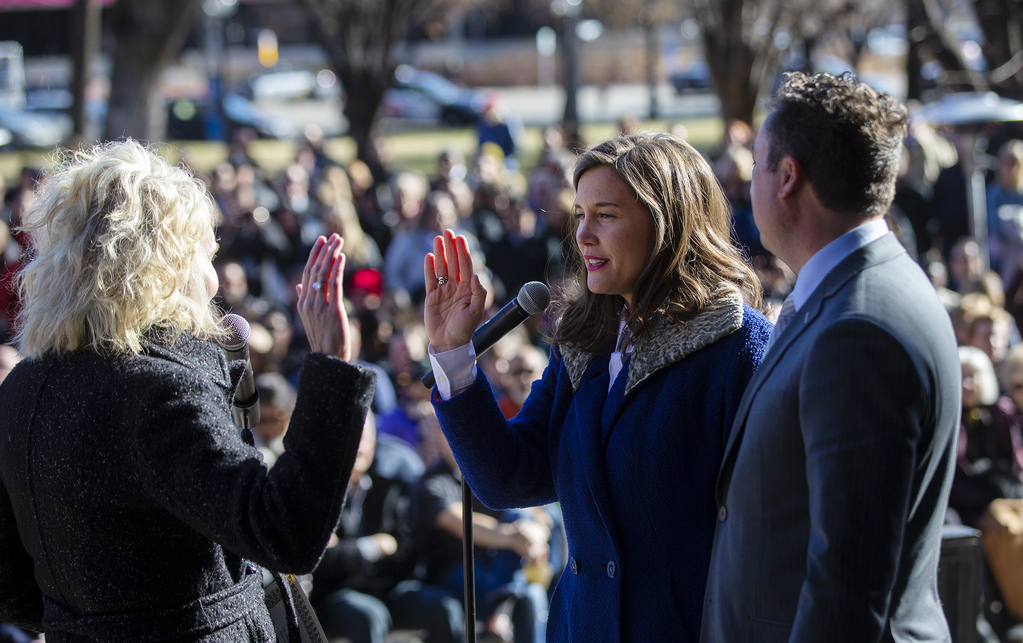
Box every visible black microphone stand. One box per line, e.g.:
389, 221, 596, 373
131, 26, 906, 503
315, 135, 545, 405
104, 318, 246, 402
462, 479, 477, 643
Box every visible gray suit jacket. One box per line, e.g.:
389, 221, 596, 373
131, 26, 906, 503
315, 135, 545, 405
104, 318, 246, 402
701, 233, 960, 643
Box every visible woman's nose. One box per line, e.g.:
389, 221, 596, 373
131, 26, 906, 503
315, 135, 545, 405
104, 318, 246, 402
576, 216, 594, 245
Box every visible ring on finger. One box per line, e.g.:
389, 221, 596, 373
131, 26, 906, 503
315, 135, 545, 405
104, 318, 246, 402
312, 280, 323, 291
436, 276, 449, 286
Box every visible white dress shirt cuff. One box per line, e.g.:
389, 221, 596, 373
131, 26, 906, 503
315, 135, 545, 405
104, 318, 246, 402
428, 342, 478, 400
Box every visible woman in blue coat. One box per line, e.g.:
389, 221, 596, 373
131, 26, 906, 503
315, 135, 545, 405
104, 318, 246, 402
422, 132, 772, 641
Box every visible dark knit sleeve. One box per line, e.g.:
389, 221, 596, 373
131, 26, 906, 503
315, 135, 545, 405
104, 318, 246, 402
133, 352, 375, 574
0, 476, 44, 630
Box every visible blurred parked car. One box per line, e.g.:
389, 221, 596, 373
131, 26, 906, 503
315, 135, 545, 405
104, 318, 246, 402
671, 61, 711, 93
166, 92, 296, 141
380, 65, 489, 126
242, 65, 342, 102
0, 107, 69, 149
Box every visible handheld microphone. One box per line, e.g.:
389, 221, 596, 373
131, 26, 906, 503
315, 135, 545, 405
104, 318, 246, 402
422, 281, 551, 389
219, 313, 261, 430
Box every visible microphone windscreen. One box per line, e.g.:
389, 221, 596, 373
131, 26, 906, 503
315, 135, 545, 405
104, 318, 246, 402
517, 281, 551, 316
221, 313, 251, 351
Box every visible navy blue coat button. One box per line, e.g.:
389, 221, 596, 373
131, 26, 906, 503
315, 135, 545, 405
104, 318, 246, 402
718, 506, 728, 522
570, 557, 579, 574
606, 560, 616, 578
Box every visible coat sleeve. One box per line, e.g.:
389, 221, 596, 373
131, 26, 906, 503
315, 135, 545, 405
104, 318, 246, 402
432, 350, 561, 510
789, 317, 934, 642
132, 352, 375, 574
0, 475, 43, 630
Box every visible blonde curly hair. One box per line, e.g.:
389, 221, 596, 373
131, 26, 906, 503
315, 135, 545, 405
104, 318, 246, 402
14, 139, 225, 359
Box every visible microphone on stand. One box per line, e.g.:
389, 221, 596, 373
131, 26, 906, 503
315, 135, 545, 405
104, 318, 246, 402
219, 313, 261, 431
422, 281, 552, 389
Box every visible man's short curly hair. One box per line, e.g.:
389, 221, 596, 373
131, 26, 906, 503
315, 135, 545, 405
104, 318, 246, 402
764, 72, 908, 219
14, 139, 224, 358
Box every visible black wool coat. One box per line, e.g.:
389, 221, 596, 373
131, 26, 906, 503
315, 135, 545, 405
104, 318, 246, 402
0, 331, 374, 641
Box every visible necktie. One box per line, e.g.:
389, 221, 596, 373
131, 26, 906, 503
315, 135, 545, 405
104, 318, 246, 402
764, 294, 796, 356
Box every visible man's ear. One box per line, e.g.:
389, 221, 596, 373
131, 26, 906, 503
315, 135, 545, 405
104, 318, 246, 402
776, 155, 802, 199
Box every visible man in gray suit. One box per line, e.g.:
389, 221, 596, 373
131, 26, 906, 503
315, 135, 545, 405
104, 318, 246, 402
701, 72, 960, 642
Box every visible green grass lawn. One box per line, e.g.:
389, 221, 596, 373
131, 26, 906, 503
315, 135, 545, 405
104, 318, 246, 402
0, 117, 725, 187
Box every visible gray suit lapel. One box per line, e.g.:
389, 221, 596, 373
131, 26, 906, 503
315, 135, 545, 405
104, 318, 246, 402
717, 233, 908, 495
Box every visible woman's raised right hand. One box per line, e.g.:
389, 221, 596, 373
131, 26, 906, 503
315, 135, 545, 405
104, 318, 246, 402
297, 234, 352, 361
423, 229, 487, 353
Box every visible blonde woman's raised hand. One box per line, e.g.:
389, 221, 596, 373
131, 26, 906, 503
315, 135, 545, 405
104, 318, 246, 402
297, 234, 352, 361
424, 229, 487, 353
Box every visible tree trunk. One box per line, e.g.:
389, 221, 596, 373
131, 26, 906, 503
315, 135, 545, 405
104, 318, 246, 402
918, 0, 986, 93
906, 0, 926, 101
103, 0, 201, 142
340, 71, 387, 181
644, 13, 659, 120
69, 0, 101, 143
974, 0, 1023, 99
698, 0, 785, 128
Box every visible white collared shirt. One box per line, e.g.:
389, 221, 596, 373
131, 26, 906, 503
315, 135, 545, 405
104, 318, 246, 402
429, 308, 634, 400
788, 218, 890, 313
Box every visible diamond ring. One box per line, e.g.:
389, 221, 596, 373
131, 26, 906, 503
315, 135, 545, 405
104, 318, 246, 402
436, 276, 450, 285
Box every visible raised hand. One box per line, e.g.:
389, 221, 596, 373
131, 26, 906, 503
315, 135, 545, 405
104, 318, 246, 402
424, 229, 487, 352
297, 234, 352, 361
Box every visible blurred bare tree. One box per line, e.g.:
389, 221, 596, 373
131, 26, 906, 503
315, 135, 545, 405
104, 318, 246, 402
687, 0, 793, 126
972, 0, 1022, 99
102, 0, 202, 142
295, 0, 480, 179
906, 0, 986, 99
904, 0, 1021, 100
687, 0, 899, 127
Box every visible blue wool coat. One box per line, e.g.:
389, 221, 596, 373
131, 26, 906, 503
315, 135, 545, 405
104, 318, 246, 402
434, 293, 771, 642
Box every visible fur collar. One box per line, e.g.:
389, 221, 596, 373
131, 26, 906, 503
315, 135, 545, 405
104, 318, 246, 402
561, 290, 745, 396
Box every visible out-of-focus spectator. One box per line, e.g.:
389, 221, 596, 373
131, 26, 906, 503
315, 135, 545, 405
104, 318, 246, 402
430, 148, 474, 220
950, 345, 1023, 528
0, 344, 21, 384
226, 126, 259, 168
930, 131, 973, 258
495, 343, 548, 420
714, 143, 763, 262
318, 166, 382, 272
216, 260, 273, 322
476, 94, 523, 171
7, 168, 43, 238
297, 123, 336, 184
988, 140, 1023, 282
617, 114, 639, 136
0, 220, 23, 344
0, 178, 10, 224
384, 191, 484, 303
479, 199, 552, 306
954, 293, 1014, 369
278, 161, 319, 220
949, 237, 985, 294
928, 259, 962, 312
413, 421, 551, 643
891, 145, 931, 261
252, 371, 298, 467
376, 320, 433, 451
310, 416, 463, 643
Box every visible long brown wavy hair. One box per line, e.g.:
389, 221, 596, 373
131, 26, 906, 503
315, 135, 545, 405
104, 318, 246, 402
552, 132, 764, 354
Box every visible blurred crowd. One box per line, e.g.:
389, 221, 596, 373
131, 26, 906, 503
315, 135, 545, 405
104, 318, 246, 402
2, 110, 1023, 642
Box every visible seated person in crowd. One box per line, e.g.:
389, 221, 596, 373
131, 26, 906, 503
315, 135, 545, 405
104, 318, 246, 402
954, 293, 1014, 370
252, 372, 298, 468
311, 415, 463, 643
951, 346, 1023, 528
413, 420, 551, 643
